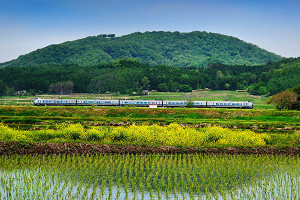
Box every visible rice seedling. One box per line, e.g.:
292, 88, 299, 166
0, 154, 298, 199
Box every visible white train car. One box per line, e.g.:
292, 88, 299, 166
34, 98, 253, 109
120, 100, 163, 107
192, 101, 207, 108
163, 100, 186, 107
206, 101, 253, 109
34, 98, 77, 106
76, 100, 119, 106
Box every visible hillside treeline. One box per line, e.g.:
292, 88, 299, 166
0, 58, 299, 96
1, 31, 281, 68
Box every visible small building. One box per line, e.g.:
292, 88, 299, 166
142, 90, 149, 95
16, 90, 27, 96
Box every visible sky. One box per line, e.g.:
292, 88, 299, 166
1, 0, 300, 63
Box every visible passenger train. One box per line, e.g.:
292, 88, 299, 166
34, 98, 253, 109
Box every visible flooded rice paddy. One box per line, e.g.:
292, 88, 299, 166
0, 154, 298, 199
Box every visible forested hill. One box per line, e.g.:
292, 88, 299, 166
1, 31, 282, 68
0, 57, 299, 96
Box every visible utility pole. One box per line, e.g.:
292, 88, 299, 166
183, 93, 187, 104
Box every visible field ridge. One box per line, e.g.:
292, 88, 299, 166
1, 141, 299, 155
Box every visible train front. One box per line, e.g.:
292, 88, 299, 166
33, 98, 39, 106
248, 101, 253, 109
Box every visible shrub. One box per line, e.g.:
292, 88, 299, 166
267, 90, 298, 110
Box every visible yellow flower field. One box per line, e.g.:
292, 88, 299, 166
0, 123, 273, 147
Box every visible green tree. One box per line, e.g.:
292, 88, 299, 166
258, 87, 267, 95
158, 83, 168, 92
291, 84, 300, 110
225, 83, 230, 90
186, 99, 194, 108
141, 77, 150, 89
216, 71, 225, 79
179, 84, 192, 92
48, 81, 74, 95
0, 80, 7, 96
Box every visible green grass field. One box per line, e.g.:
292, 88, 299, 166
0, 106, 298, 131
0, 90, 275, 109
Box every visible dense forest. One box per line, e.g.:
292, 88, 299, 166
1, 31, 281, 68
0, 57, 299, 97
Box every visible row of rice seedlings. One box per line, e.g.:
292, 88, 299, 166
0, 154, 298, 199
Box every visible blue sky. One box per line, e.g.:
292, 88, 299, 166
1, 0, 300, 63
